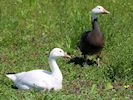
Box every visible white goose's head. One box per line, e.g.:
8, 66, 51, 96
49, 48, 71, 59
91, 6, 110, 14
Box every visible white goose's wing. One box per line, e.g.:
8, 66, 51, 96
13, 70, 52, 90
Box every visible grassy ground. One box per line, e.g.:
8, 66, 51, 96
0, 0, 133, 99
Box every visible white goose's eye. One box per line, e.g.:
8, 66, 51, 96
59, 51, 62, 53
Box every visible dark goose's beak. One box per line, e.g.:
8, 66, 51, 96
102, 9, 110, 14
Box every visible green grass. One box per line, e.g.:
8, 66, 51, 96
0, 0, 133, 99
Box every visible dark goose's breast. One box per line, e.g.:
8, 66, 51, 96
79, 30, 104, 55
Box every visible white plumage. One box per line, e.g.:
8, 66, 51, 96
6, 48, 71, 90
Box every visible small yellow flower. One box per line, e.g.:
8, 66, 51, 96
124, 85, 129, 89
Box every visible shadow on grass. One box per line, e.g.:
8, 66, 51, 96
11, 85, 18, 89
68, 56, 96, 67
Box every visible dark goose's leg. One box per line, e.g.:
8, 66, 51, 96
97, 57, 100, 66
83, 54, 88, 65
96, 53, 101, 66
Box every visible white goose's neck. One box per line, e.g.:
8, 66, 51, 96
48, 57, 63, 81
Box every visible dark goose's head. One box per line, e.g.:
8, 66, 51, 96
91, 6, 110, 14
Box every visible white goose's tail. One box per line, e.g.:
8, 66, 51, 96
6, 73, 17, 81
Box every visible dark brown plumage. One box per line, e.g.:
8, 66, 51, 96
78, 6, 110, 66
79, 18, 104, 58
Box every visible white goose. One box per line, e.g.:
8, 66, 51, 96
6, 48, 71, 90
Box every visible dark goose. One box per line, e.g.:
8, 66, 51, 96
78, 6, 110, 66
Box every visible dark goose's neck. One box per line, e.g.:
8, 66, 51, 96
91, 13, 100, 32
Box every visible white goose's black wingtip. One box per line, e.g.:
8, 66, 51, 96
6, 72, 16, 74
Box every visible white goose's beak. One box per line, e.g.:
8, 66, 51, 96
64, 52, 71, 58
102, 9, 110, 14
